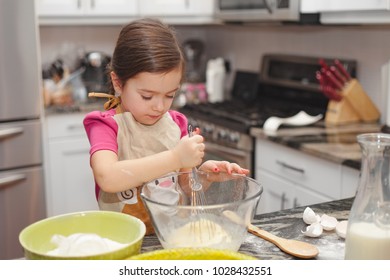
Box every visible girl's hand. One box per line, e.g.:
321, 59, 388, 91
199, 160, 250, 175
171, 134, 205, 168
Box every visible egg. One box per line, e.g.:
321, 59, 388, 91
301, 222, 323, 237
303, 207, 321, 225
320, 214, 338, 231
335, 220, 348, 239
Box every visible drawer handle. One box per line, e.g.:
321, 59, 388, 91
0, 127, 24, 140
67, 124, 84, 131
293, 198, 299, 208
0, 174, 27, 188
276, 160, 305, 174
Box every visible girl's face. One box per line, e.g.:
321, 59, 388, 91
112, 68, 182, 125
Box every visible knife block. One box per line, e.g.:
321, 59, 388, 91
325, 79, 380, 125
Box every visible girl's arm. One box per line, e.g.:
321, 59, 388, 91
91, 134, 204, 193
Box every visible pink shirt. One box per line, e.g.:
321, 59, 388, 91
83, 109, 188, 198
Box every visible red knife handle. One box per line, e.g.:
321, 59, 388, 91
325, 70, 344, 90
334, 59, 352, 81
319, 58, 330, 71
330, 65, 347, 84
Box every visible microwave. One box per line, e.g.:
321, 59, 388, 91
215, 0, 317, 23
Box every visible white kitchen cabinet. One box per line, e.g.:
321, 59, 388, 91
139, 0, 216, 24
43, 113, 98, 217
255, 138, 343, 214
301, 0, 390, 24
37, 0, 139, 25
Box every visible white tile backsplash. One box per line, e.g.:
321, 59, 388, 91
40, 24, 390, 123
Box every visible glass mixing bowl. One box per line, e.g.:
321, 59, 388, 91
141, 171, 263, 251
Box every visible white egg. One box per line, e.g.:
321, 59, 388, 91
320, 214, 338, 231
301, 222, 323, 237
336, 220, 348, 239
303, 207, 321, 225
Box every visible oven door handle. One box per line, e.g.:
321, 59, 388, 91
205, 142, 249, 157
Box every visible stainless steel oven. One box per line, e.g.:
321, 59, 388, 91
179, 54, 357, 179
186, 116, 254, 174
215, 0, 319, 23
216, 0, 300, 22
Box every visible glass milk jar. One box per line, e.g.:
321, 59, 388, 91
345, 133, 390, 259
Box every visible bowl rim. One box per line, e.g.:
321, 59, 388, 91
19, 210, 146, 258
128, 247, 258, 260
141, 171, 263, 210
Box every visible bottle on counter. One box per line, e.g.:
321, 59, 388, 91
344, 133, 390, 260
206, 57, 225, 103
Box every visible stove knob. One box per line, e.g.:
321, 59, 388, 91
229, 132, 240, 143
217, 129, 227, 140
203, 124, 214, 134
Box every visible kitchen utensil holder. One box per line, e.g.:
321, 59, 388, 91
325, 79, 380, 125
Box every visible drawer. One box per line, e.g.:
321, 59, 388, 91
0, 119, 43, 170
46, 113, 87, 139
256, 138, 341, 199
0, 166, 46, 259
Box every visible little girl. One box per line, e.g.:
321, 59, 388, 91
83, 18, 249, 234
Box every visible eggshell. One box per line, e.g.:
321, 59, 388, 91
320, 214, 338, 231
301, 222, 323, 237
303, 207, 321, 225
336, 220, 348, 239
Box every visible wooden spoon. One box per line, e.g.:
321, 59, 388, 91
247, 223, 319, 259
223, 210, 319, 259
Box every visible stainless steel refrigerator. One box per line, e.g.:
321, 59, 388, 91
0, 0, 46, 259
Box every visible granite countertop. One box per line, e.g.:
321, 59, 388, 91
44, 101, 106, 116
250, 122, 382, 170
140, 197, 353, 260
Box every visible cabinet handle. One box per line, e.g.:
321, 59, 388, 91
77, 0, 82, 9
185, 0, 190, 9
0, 174, 27, 189
280, 192, 286, 210
91, 0, 95, 9
293, 198, 299, 208
0, 127, 24, 140
276, 160, 305, 174
263, 0, 273, 14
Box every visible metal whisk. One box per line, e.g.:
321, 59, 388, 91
187, 125, 215, 243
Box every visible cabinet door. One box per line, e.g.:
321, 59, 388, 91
256, 138, 341, 199
87, 0, 138, 16
256, 170, 295, 214
294, 186, 332, 209
341, 166, 360, 198
301, 0, 390, 13
139, 0, 214, 16
46, 137, 98, 217
36, 0, 84, 16
0, 167, 46, 259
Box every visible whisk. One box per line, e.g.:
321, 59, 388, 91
187, 125, 216, 243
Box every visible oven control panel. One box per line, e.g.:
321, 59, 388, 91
187, 117, 253, 152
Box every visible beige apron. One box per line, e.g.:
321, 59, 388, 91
97, 108, 181, 235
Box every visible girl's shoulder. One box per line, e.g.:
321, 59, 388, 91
83, 109, 117, 130
169, 110, 188, 137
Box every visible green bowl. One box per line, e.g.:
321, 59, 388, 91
19, 211, 146, 260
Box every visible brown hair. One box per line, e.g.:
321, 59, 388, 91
107, 18, 185, 94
